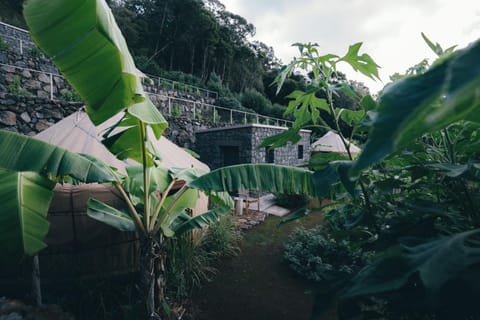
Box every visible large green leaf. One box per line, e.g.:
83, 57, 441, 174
102, 113, 167, 165
160, 188, 200, 237
352, 61, 447, 174
342, 229, 480, 298
125, 166, 171, 197
23, 0, 166, 129
171, 206, 231, 236
0, 169, 55, 259
0, 130, 113, 182
340, 42, 380, 80
284, 90, 329, 127
86, 198, 135, 232
352, 40, 480, 174
259, 128, 302, 149
188, 164, 317, 197
169, 167, 208, 184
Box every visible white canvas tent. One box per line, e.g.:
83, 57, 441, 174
36, 111, 210, 173
311, 131, 361, 155
33, 111, 211, 277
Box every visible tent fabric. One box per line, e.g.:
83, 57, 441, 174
311, 131, 361, 154
36, 111, 210, 173
35, 110, 210, 216
42, 183, 138, 277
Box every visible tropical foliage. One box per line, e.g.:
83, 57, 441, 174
266, 35, 480, 318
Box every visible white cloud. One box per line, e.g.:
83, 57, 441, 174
221, 0, 480, 93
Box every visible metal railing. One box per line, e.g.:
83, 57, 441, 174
143, 73, 218, 100
0, 34, 37, 55
148, 93, 292, 127
0, 21, 29, 34
0, 61, 292, 127
0, 63, 62, 100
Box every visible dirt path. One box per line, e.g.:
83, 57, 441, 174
191, 212, 336, 320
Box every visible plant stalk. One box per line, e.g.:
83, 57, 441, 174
325, 82, 371, 210
114, 181, 146, 234
140, 121, 151, 231
150, 179, 177, 232
152, 185, 189, 235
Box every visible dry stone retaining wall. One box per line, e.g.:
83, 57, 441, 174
0, 92, 224, 149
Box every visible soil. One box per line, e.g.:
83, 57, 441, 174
191, 211, 337, 320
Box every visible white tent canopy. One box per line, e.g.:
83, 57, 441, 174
311, 131, 361, 154
35, 110, 210, 216
36, 111, 210, 173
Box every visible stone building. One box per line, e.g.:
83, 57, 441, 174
194, 124, 311, 169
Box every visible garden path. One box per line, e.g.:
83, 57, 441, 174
191, 212, 337, 320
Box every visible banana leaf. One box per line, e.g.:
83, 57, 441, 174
0, 169, 55, 260
23, 0, 166, 128
188, 164, 317, 197
87, 198, 135, 232
0, 130, 114, 183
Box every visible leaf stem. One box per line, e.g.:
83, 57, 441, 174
150, 178, 177, 232
114, 181, 146, 235
325, 75, 371, 210
152, 184, 188, 235
140, 121, 151, 231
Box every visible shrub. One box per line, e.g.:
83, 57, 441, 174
201, 214, 242, 259
165, 215, 241, 301
274, 193, 310, 209
165, 233, 215, 301
240, 88, 273, 115
216, 96, 242, 110
170, 103, 182, 118
134, 55, 162, 75
25, 46, 42, 58
284, 226, 368, 283
0, 37, 11, 50
8, 75, 30, 96
60, 89, 82, 102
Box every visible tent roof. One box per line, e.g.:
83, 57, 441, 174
311, 131, 361, 154
35, 111, 210, 173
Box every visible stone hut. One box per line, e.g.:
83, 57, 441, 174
194, 124, 311, 170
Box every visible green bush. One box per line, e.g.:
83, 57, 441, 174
25, 46, 42, 58
0, 37, 11, 50
8, 75, 30, 96
216, 96, 242, 110
170, 103, 182, 118
165, 233, 215, 301
60, 89, 82, 102
134, 55, 162, 75
240, 88, 273, 115
165, 215, 241, 301
284, 226, 368, 283
274, 193, 310, 209
201, 215, 242, 259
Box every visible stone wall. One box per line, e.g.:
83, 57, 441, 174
194, 124, 310, 170
0, 93, 82, 135
0, 22, 216, 104
0, 92, 226, 149
251, 125, 310, 166
0, 22, 30, 42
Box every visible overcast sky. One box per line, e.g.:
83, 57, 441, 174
221, 0, 480, 93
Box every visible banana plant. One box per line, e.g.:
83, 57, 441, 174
19, 0, 322, 318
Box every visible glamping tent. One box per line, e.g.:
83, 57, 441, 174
34, 111, 210, 277
311, 131, 361, 155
